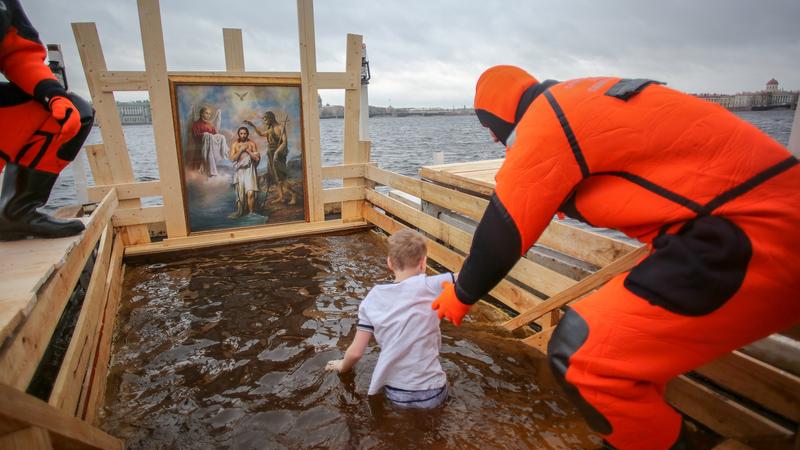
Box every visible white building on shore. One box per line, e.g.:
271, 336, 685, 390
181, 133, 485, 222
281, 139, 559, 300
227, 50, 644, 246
695, 79, 798, 111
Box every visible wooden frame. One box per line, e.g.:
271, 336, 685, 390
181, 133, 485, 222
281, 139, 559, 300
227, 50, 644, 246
168, 75, 310, 234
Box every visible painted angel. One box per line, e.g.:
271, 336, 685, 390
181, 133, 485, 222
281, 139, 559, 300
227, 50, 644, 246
188, 105, 229, 178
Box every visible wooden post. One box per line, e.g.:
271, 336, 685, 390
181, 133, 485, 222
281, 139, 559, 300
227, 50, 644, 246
137, 0, 189, 238
297, 0, 324, 222
223, 28, 245, 72
342, 34, 364, 222
71, 22, 151, 245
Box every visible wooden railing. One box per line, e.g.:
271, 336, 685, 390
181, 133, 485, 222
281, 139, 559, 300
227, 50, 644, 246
0, 190, 124, 448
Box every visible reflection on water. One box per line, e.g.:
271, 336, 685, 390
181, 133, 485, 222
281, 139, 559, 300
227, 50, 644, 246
103, 232, 599, 449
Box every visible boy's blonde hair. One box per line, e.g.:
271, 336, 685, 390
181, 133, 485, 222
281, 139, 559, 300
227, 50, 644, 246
388, 229, 427, 270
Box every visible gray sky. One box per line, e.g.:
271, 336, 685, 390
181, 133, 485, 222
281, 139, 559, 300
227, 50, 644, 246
23, 0, 800, 107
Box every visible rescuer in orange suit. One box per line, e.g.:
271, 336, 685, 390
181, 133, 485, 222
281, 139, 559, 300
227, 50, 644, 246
432, 65, 800, 449
0, 0, 94, 240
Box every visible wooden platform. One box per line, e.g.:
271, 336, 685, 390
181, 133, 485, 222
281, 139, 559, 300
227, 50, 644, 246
420, 159, 504, 197
0, 220, 89, 343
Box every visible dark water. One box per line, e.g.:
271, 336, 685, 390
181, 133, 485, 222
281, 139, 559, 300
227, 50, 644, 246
103, 232, 600, 449
44, 108, 797, 212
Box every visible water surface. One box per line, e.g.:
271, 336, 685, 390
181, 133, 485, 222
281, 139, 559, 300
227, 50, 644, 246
102, 232, 599, 449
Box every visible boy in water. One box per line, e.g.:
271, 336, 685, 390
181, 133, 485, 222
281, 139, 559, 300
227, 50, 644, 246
325, 229, 454, 408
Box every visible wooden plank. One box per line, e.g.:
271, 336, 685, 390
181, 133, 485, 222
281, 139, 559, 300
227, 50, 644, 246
342, 33, 365, 223
0, 383, 123, 450
72, 23, 151, 246
316, 71, 359, 89
538, 220, 637, 268
49, 225, 113, 415
98, 70, 148, 92
138, 0, 189, 238
81, 235, 124, 424
87, 180, 161, 202
502, 245, 649, 331
111, 206, 165, 227
0, 227, 86, 344
694, 351, 800, 422
367, 165, 488, 221
222, 28, 245, 72
321, 163, 366, 180
321, 187, 365, 204
297, 0, 324, 222
167, 71, 300, 79
666, 375, 793, 440
366, 189, 575, 296
0, 426, 53, 449
363, 207, 548, 319
124, 219, 370, 256
420, 163, 499, 197
0, 190, 118, 390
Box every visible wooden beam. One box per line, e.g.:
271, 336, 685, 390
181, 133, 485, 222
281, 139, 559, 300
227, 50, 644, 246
72, 24, 151, 245
538, 220, 637, 268
297, 0, 324, 222
98, 70, 148, 92
321, 163, 366, 180
49, 225, 114, 415
87, 180, 161, 202
0, 190, 118, 390
81, 235, 124, 424
666, 375, 793, 440
502, 245, 649, 331
222, 28, 245, 72
167, 71, 301, 79
342, 33, 365, 223
366, 165, 488, 221
316, 71, 359, 89
363, 207, 549, 320
0, 426, 53, 449
321, 186, 365, 204
366, 189, 575, 296
111, 206, 165, 227
137, 0, 189, 238
694, 351, 800, 422
124, 219, 370, 256
0, 383, 123, 450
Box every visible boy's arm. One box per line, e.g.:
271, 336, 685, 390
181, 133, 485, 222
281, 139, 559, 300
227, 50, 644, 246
325, 330, 372, 373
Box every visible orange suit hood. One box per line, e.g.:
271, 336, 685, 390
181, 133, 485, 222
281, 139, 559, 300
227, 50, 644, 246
474, 65, 538, 145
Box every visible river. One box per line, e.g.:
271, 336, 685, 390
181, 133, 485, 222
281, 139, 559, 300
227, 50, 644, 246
44, 109, 796, 211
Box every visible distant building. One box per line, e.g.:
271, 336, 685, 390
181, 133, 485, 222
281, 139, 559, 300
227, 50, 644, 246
694, 79, 798, 111
117, 101, 152, 124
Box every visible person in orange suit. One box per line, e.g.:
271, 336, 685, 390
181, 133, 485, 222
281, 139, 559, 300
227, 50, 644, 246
432, 65, 800, 449
0, 0, 94, 240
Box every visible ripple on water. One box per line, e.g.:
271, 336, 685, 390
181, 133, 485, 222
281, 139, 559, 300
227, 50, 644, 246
102, 232, 600, 449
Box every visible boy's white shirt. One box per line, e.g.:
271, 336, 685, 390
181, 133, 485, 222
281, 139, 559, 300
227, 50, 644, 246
357, 272, 453, 395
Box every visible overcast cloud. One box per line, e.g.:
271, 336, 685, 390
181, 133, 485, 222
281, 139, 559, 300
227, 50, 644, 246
23, 0, 800, 107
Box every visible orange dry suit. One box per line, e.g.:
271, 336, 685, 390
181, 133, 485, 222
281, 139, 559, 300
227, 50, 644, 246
454, 65, 800, 449
0, 0, 93, 174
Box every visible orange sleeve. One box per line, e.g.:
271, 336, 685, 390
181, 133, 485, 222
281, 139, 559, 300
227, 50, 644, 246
453, 106, 585, 305
0, 0, 65, 104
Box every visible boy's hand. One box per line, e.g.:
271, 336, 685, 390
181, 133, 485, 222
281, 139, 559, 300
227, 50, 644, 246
325, 359, 344, 373
432, 281, 471, 326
